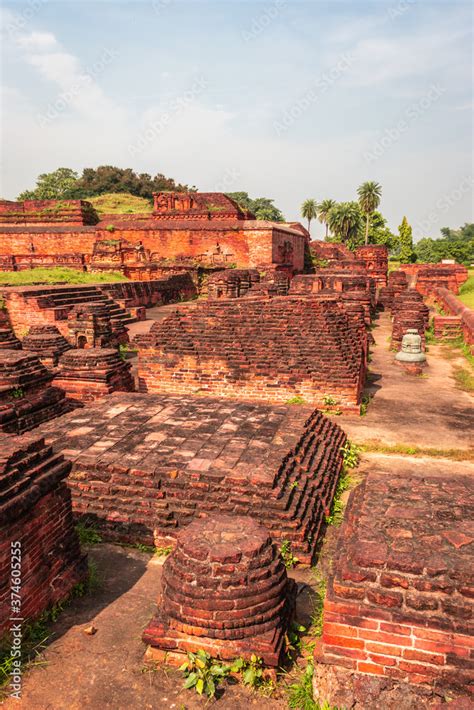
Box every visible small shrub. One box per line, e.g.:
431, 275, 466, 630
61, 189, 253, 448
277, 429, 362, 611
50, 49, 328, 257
322, 395, 337, 406
106, 224, 115, 232
179, 650, 229, 698
155, 545, 173, 557
10, 387, 24, 399
286, 396, 306, 405
340, 441, 361, 469
279, 539, 299, 569
75, 522, 102, 546
360, 394, 371, 416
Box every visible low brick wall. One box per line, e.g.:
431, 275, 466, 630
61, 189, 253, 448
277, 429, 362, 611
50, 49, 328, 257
315, 472, 473, 690
135, 296, 367, 412
0, 434, 87, 634
432, 288, 474, 352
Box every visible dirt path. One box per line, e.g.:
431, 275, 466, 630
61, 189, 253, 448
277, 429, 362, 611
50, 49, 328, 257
343, 313, 474, 452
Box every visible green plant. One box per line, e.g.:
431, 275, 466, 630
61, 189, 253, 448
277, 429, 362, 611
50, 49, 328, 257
309, 574, 326, 638
10, 387, 24, 399
286, 396, 306, 405
75, 522, 102, 546
179, 650, 229, 698
287, 661, 317, 709
289, 480, 299, 490
325, 469, 352, 526
155, 545, 173, 557
340, 441, 361, 469
280, 539, 299, 569
322, 395, 337, 406
360, 394, 371, 416
106, 224, 115, 232
285, 621, 307, 657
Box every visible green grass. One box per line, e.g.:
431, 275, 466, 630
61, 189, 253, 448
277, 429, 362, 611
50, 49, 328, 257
0, 267, 127, 286
453, 366, 474, 393
358, 440, 474, 462
458, 274, 474, 309
89, 192, 153, 215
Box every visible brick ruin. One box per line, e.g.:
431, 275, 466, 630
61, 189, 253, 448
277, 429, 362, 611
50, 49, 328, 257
207, 268, 260, 299
378, 270, 408, 311
289, 274, 375, 326
36, 392, 346, 564
52, 348, 134, 402
135, 296, 367, 412
66, 302, 128, 349
391, 290, 430, 350
0, 433, 87, 634
430, 288, 474, 353
0, 193, 307, 277
315, 471, 473, 691
0, 349, 71, 434
22, 325, 72, 367
403, 263, 469, 295
143, 515, 297, 666
354, 246, 389, 288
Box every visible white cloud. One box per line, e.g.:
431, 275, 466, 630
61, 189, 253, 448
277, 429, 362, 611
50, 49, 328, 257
16, 30, 58, 51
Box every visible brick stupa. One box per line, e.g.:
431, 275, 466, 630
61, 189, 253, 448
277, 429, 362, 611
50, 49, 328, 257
22, 325, 72, 367
0, 349, 70, 433
53, 348, 135, 402
143, 515, 297, 666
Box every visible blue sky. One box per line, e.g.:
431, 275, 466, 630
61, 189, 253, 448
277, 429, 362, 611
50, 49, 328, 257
1, 0, 472, 238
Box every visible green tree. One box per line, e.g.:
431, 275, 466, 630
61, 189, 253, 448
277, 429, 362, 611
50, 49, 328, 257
357, 181, 382, 245
18, 168, 80, 200
398, 216, 416, 263
415, 223, 474, 264
226, 192, 284, 222
300, 198, 318, 234
367, 211, 397, 252
327, 201, 363, 249
317, 199, 336, 238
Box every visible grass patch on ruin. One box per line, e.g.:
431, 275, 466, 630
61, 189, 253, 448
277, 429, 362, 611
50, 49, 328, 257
89, 192, 153, 215
458, 275, 474, 309
357, 439, 474, 462
0, 267, 127, 286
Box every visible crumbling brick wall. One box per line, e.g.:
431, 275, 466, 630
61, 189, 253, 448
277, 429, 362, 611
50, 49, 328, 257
315, 472, 473, 690
0, 434, 87, 634
354, 246, 388, 288
135, 296, 367, 412
391, 290, 430, 350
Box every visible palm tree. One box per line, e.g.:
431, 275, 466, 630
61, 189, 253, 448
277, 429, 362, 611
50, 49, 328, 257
317, 199, 336, 239
300, 198, 318, 234
357, 181, 382, 246
327, 202, 363, 246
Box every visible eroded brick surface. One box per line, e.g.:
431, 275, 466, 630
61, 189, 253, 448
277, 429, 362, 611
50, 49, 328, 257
53, 348, 135, 402
143, 515, 296, 665
316, 472, 474, 690
391, 290, 430, 350
36, 392, 346, 563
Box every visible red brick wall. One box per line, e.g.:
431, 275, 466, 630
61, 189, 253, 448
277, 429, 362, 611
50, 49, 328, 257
0, 229, 97, 256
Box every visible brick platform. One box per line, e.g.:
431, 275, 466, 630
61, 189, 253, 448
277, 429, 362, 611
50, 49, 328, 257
0, 433, 87, 634
0, 349, 71, 433
315, 472, 473, 690
143, 515, 296, 666
135, 296, 367, 412
22, 325, 72, 366
53, 348, 135, 402
36, 393, 346, 563
403, 263, 469, 296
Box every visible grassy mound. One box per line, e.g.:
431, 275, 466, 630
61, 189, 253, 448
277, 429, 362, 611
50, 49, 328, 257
0, 268, 127, 286
458, 272, 474, 309
89, 193, 153, 215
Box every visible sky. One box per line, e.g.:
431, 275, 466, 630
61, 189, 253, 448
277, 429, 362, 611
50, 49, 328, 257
1, 0, 472, 239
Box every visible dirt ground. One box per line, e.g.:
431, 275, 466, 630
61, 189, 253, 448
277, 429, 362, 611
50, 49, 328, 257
2, 307, 473, 709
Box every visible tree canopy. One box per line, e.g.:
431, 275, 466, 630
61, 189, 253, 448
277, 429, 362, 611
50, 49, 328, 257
18, 166, 194, 202
226, 192, 285, 222
300, 198, 318, 233
415, 223, 474, 264
357, 181, 382, 245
